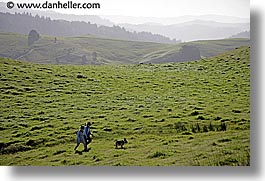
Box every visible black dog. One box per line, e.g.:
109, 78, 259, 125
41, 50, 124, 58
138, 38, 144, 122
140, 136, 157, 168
115, 138, 128, 149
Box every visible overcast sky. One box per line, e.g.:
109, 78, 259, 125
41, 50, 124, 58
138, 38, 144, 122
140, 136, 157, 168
1, 0, 249, 18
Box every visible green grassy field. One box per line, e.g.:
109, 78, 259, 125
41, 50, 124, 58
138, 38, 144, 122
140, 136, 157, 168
0, 32, 250, 65
0, 46, 250, 166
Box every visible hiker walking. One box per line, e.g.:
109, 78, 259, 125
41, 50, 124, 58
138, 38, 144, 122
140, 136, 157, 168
84, 122, 93, 145
74, 125, 87, 151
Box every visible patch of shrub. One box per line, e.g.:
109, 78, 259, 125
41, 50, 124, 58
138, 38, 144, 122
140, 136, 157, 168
217, 158, 239, 166
31, 117, 48, 121
143, 115, 154, 118
147, 151, 166, 159
76, 74, 86, 78
194, 107, 203, 110
26, 139, 36, 146
14, 131, 31, 137
214, 116, 222, 120
197, 116, 205, 120
190, 111, 199, 116
97, 115, 105, 118
26, 138, 47, 147
212, 142, 217, 146
218, 138, 232, 143
191, 122, 226, 134
0, 142, 7, 151
196, 123, 201, 132
127, 118, 136, 122
24, 87, 33, 92
174, 122, 187, 132
170, 115, 181, 118
182, 131, 192, 135
191, 125, 197, 133
11, 91, 20, 95
1, 143, 31, 154
0, 127, 6, 131
103, 128, 112, 132
218, 123, 227, 131
203, 125, 208, 132
30, 125, 44, 131
18, 123, 28, 128
209, 123, 215, 131
0, 140, 23, 152
232, 110, 241, 113
38, 111, 45, 115
221, 119, 230, 122
119, 107, 127, 110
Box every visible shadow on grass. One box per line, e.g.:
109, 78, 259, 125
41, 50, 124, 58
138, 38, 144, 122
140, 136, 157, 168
115, 147, 127, 150
75, 148, 91, 155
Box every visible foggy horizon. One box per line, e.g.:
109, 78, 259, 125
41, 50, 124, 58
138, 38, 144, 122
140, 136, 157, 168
0, 0, 250, 22
0, 2, 250, 26
0, 0, 250, 41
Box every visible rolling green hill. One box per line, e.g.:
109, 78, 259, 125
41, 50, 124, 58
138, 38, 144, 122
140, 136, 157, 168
0, 32, 250, 65
0, 46, 250, 166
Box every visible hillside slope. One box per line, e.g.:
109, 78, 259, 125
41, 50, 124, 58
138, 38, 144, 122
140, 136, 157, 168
0, 47, 250, 166
0, 12, 176, 44
0, 32, 250, 65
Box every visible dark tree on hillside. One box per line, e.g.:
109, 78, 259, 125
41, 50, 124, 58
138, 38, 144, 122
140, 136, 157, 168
81, 55, 88, 64
92, 52, 97, 63
28, 29, 40, 46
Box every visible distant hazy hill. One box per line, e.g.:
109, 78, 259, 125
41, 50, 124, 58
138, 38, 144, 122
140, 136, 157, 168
0, 12, 177, 44
120, 20, 250, 42
102, 14, 250, 25
229, 31, 250, 39
0, 32, 250, 65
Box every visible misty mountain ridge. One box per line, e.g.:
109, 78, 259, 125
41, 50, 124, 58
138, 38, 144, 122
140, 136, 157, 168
172, 19, 249, 27
0, 2, 249, 42
101, 14, 249, 25
229, 31, 250, 39
119, 20, 249, 42
0, 2, 249, 26
0, 12, 178, 44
